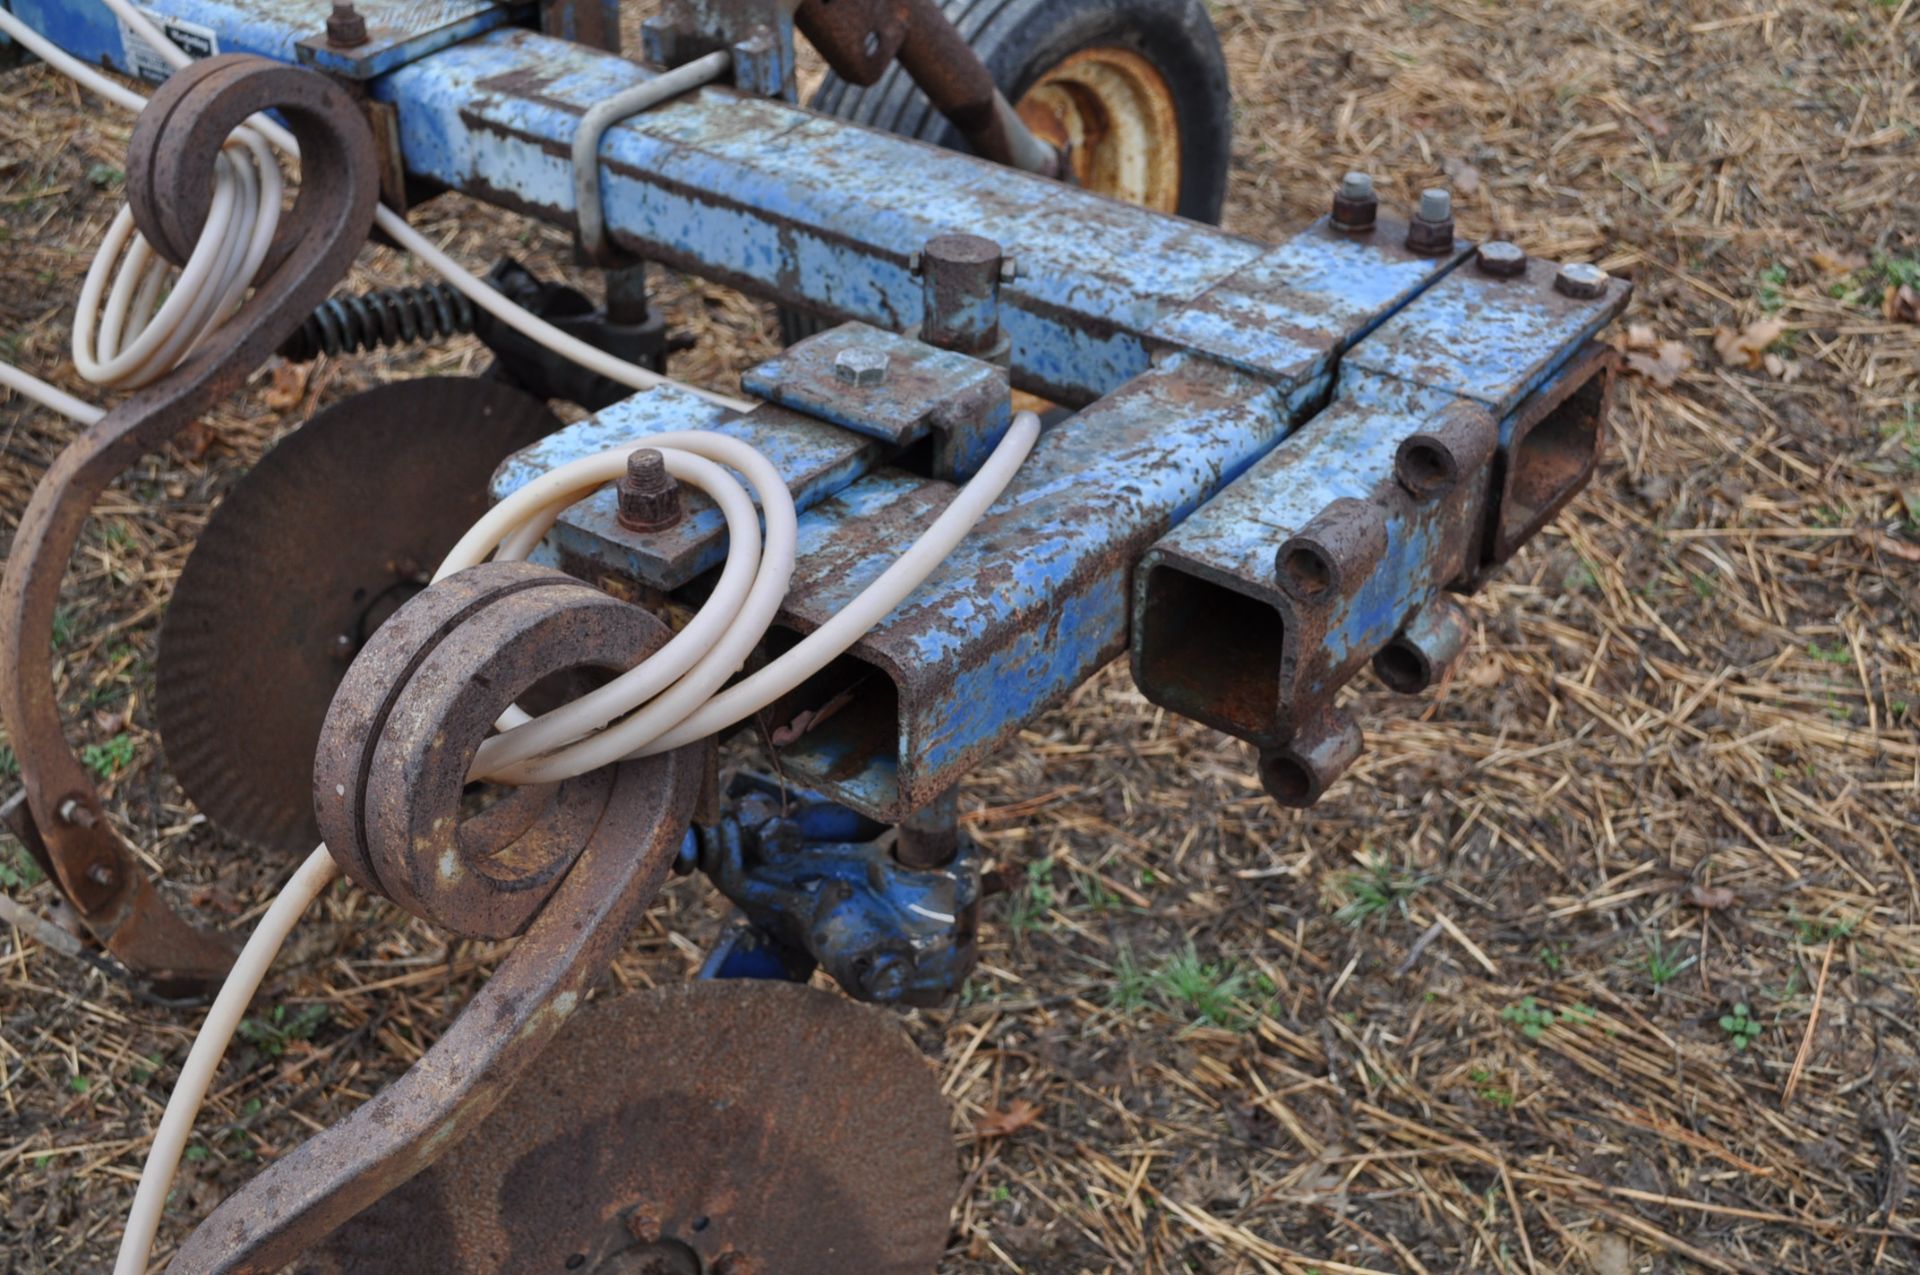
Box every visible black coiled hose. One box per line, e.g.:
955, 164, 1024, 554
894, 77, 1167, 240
278, 283, 477, 363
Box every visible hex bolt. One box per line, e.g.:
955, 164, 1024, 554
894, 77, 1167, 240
1331, 170, 1378, 233
326, 2, 369, 47
616, 448, 684, 533
1555, 261, 1610, 299
1475, 240, 1527, 278
1406, 186, 1455, 255
57, 797, 97, 829
832, 346, 891, 387
87, 862, 118, 888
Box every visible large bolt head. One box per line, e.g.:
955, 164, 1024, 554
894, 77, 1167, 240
1476, 241, 1527, 278
1554, 262, 1610, 299
832, 347, 890, 387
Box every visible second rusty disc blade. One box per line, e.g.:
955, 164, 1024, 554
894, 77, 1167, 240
301, 980, 957, 1274
156, 378, 559, 854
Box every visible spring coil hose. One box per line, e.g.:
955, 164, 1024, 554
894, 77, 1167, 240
279, 283, 477, 363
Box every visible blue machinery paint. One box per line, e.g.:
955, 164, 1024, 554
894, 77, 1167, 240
14, 1, 1629, 985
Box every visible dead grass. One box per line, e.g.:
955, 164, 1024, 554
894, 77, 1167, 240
3, 0, 1919, 1271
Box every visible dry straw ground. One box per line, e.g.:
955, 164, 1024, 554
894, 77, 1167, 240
2, 0, 1919, 1271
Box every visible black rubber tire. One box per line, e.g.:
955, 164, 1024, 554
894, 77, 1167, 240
783, 0, 1232, 343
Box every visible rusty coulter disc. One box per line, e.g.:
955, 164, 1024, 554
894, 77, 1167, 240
300, 980, 957, 1275
156, 378, 559, 854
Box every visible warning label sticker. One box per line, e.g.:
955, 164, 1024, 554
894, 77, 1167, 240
118, 9, 219, 84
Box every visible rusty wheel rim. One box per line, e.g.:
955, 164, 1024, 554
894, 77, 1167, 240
1015, 46, 1183, 214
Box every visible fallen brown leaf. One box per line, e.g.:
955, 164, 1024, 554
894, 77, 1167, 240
1809, 249, 1867, 274
975, 1098, 1044, 1138
1884, 284, 1919, 324
263, 359, 311, 411
1687, 883, 1736, 911
1623, 323, 1658, 350
170, 418, 217, 461
1625, 339, 1692, 388
1713, 318, 1785, 369
1867, 531, 1920, 564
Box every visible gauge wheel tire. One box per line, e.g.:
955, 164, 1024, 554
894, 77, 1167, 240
782, 0, 1233, 345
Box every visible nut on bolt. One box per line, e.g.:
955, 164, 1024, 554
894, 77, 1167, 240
832, 347, 890, 387
1554, 262, 1610, 299
1475, 240, 1527, 278
616, 448, 683, 533
1331, 171, 1378, 232
326, 2, 369, 47
1406, 187, 1455, 255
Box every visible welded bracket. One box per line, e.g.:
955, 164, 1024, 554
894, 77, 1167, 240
742, 322, 1012, 481
642, 0, 795, 97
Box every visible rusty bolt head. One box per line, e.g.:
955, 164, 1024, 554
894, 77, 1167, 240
1331, 170, 1378, 232
1476, 240, 1527, 278
1555, 262, 1610, 299
1406, 187, 1455, 255
326, 2, 369, 47
617, 448, 683, 533
832, 347, 890, 388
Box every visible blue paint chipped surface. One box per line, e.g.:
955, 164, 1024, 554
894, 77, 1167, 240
1345, 258, 1629, 413
491, 384, 889, 590
770, 358, 1291, 817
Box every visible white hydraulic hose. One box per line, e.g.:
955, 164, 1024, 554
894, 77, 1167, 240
0, 1, 754, 418
114, 844, 338, 1275
3, 10, 1047, 1270
113, 411, 1043, 1273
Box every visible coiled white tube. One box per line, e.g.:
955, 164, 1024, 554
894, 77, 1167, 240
113, 411, 1042, 1274
0, 0, 753, 417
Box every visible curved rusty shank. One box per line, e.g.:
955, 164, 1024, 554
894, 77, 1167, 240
167, 745, 704, 1274
0, 55, 378, 990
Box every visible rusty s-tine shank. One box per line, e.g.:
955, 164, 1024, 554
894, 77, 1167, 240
166, 564, 706, 1272
0, 55, 378, 991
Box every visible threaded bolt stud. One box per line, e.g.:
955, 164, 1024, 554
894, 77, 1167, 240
617, 449, 683, 533
1406, 187, 1456, 255
327, 2, 368, 47
1331, 171, 1378, 232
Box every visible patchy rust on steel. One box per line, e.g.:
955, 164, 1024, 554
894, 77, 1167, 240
296, 982, 956, 1274
0, 55, 378, 990
794, 0, 908, 86
158, 379, 560, 857
314, 562, 675, 938
171, 704, 704, 1273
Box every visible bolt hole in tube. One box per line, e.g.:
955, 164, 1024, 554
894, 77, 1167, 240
111, 414, 1040, 1274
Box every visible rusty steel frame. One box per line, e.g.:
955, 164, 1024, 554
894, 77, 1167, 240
0, 54, 379, 991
